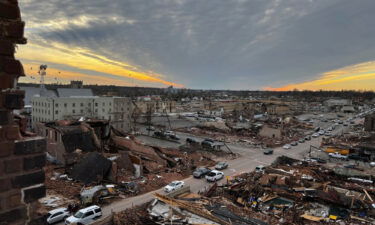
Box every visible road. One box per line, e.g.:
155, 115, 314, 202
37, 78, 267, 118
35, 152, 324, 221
59, 115, 356, 224
101, 134, 327, 216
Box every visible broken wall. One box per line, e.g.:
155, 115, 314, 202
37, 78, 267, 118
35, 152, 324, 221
0, 2, 47, 224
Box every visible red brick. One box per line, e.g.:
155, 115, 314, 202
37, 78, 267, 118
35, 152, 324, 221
0, 74, 17, 89
0, 2, 21, 20
0, 160, 4, 176
4, 158, 22, 173
0, 57, 25, 76
0, 109, 12, 125
0, 90, 25, 109
1, 21, 25, 39
0, 178, 11, 192
7, 192, 21, 208
0, 125, 21, 141
0, 40, 15, 56
0, 141, 14, 158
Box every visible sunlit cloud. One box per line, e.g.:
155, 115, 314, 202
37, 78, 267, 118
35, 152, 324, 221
264, 61, 375, 91
16, 41, 183, 88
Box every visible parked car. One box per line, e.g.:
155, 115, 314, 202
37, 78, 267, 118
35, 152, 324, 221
201, 140, 214, 148
325, 132, 332, 136
328, 152, 348, 160
298, 139, 305, 143
348, 154, 361, 160
215, 162, 228, 170
193, 167, 211, 178
312, 133, 319, 138
310, 157, 327, 164
370, 162, 375, 167
65, 205, 102, 225
186, 137, 199, 144
291, 141, 298, 146
283, 144, 291, 149
46, 208, 70, 224
263, 149, 274, 155
168, 134, 180, 140
146, 126, 155, 131
305, 136, 311, 141
164, 181, 185, 193
205, 170, 224, 182
318, 130, 325, 135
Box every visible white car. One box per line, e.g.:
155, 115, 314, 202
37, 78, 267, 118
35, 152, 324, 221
328, 152, 348, 160
283, 144, 291, 149
370, 162, 375, 167
318, 130, 325, 135
205, 170, 224, 182
312, 133, 319, 138
46, 208, 70, 224
65, 205, 102, 225
164, 181, 185, 193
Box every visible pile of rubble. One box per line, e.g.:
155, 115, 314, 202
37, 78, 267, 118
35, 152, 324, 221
40, 119, 218, 212
213, 156, 375, 224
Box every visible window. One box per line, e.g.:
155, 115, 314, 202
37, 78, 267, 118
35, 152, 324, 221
45, 129, 48, 137
88, 103, 91, 107
55, 103, 58, 107
109, 102, 111, 106
102, 108, 105, 112
72, 109, 75, 113
55, 110, 58, 115
80, 109, 83, 113
64, 103, 67, 107
72, 103, 75, 107
94, 208, 101, 213
95, 109, 98, 113
83, 211, 94, 218
54, 131, 58, 142
52, 212, 63, 218
95, 103, 98, 107
80, 103, 84, 107
102, 102, 105, 106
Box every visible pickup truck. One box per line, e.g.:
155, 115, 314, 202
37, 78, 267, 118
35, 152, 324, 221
328, 152, 348, 160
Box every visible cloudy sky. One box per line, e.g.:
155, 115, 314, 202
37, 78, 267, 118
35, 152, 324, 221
17, 0, 375, 90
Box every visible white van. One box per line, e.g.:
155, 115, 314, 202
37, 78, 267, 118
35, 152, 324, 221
65, 205, 102, 225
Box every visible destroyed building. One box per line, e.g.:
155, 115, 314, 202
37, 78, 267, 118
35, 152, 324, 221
34, 119, 110, 165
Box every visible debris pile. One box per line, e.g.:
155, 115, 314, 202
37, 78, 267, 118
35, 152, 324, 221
213, 156, 375, 224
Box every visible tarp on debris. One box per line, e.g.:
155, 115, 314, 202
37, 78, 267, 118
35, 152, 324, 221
70, 152, 112, 184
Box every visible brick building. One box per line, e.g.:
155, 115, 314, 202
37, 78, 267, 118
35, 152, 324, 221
0, 1, 47, 224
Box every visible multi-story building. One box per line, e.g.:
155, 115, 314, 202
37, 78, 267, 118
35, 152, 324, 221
31, 96, 133, 132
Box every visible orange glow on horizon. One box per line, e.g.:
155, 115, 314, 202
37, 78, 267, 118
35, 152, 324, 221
264, 61, 375, 91
16, 41, 183, 88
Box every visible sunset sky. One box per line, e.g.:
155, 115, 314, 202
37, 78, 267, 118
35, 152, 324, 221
17, 0, 375, 90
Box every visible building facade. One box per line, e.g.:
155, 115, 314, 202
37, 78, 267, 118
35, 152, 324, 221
31, 96, 133, 132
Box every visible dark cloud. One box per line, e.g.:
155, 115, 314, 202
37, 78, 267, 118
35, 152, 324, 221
19, 0, 375, 89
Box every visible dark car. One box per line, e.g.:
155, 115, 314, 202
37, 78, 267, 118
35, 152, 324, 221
168, 134, 180, 140
201, 140, 214, 148
153, 131, 166, 137
203, 138, 215, 143
193, 167, 211, 178
215, 162, 228, 170
348, 154, 361, 160
263, 149, 274, 155
186, 137, 199, 144
310, 157, 327, 164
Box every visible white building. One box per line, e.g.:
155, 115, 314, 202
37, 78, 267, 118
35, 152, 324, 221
31, 96, 133, 132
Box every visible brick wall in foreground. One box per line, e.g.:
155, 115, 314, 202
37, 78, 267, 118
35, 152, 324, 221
0, 1, 47, 224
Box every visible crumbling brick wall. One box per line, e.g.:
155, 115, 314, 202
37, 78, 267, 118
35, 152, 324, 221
0, 1, 47, 224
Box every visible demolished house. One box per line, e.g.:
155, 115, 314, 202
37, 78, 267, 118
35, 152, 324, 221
212, 156, 375, 224
35, 119, 110, 165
